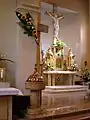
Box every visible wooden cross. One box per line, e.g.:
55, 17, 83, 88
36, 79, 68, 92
38, 24, 48, 33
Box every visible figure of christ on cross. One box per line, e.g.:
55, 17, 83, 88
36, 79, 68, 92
45, 11, 64, 39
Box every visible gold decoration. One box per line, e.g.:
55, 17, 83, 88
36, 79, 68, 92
26, 65, 43, 82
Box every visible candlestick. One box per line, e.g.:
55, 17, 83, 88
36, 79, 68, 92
0, 69, 3, 79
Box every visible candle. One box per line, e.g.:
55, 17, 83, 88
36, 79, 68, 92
1, 69, 3, 79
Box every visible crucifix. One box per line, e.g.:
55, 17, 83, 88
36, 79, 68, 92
45, 5, 64, 43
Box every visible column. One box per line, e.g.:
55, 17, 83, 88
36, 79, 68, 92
48, 74, 52, 86
52, 74, 55, 86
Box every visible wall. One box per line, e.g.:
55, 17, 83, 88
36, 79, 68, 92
41, 2, 81, 66
42, 0, 89, 67
0, 0, 17, 85
0, 0, 38, 94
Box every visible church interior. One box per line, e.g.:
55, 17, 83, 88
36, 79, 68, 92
0, 0, 90, 120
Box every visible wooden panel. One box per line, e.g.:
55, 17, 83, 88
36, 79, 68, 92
0, 97, 8, 120
38, 24, 48, 33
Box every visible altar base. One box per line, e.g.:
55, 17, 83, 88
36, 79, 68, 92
27, 85, 90, 120
42, 85, 87, 108
43, 85, 87, 93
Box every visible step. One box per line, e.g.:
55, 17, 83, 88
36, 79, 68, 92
29, 108, 90, 120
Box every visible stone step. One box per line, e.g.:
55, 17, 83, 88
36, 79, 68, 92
43, 88, 87, 93
29, 108, 90, 120
43, 85, 87, 93
53, 114, 90, 120
45, 85, 86, 90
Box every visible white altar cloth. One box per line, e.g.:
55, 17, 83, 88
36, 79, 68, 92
45, 85, 86, 90
0, 88, 23, 96
43, 85, 87, 93
43, 71, 76, 74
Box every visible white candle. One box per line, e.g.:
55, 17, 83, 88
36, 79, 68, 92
1, 69, 3, 79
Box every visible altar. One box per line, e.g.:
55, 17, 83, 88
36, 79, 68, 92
43, 71, 77, 86
42, 7, 78, 87
0, 88, 22, 120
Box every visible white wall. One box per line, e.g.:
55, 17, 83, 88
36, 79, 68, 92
0, 0, 37, 94
16, 29, 37, 94
41, 2, 81, 66
0, 0, 17, 60
0, 0, 17, 85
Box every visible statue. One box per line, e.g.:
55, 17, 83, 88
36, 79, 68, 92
45, 47, 55, 70
66, 48, 71, 68
45, 11, 64, 39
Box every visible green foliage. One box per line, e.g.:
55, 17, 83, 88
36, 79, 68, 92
16, 11, 38, 45
81, 68, 90, 81
53, 38, 66, 48
45, 63, 54, 71
79, 61, 90, 82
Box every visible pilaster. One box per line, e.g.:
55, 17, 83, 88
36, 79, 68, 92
16, 0, 41, 94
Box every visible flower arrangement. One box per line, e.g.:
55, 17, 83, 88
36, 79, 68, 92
45, 62, 55, 71
16, 11, 38, 45
77, 61, 90, 83
81, 69, 90, 82
53, 38, 66, 48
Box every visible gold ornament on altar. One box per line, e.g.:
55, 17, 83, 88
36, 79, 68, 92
44, 39, 67, 71
44, 46, 78, 71
26, 64, 43, 82
43, 8, 79, 72
45, 47, 55, 70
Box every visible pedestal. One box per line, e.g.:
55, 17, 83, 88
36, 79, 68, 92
25, 81, 45, 117
30, 90, 41, 108
25, 81, 45, 108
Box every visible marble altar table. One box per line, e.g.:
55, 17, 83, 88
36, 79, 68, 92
0, 88, 22, 120
43, 71, 76, 86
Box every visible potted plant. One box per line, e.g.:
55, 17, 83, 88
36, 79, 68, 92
76, 61, 90, 88
53, 38, 67, 49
